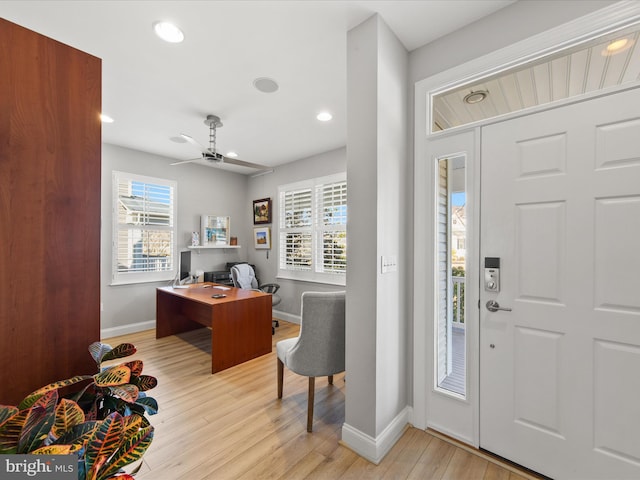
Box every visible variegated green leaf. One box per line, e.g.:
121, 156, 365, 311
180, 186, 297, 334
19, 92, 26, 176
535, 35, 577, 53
110, 384, 139, 404
0, 405, 19, 426
31, 444, 73, 455
135, 397, 158, 416
85, 412, 124, 480
123, 360, 143, 376
133, 374, 157, 392
96, 425, 154, 480
94, 365, 131, 387
19, 376, 93, 410
52, 399, 85, 438
101, 343, 136, 363
0, 408, 29, 454
34, 390, 58, 414
89, 342, 112, 365
18, 405, 54, 453
122, 415, 149, 438
53, 421, 98, 448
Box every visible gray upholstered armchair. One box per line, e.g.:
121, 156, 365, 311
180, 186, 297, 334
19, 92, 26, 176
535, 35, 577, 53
276, 291, 346, 432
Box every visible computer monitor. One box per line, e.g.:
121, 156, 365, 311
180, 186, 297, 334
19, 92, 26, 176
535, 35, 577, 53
179, 250, 191, 283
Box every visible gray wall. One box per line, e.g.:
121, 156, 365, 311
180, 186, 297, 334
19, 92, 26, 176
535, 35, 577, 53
100, 143, 248, 336
345, 12, 409, 442
245, 147, 347, 320
100, 143, 346, 336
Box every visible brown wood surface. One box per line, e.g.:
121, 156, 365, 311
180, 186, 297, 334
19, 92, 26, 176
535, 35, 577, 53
0, 19, 101, 405
156, 283, 272, 373
104, 325, 544, 480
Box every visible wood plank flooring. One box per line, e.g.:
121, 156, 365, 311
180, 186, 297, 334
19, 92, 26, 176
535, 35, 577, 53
104, 321, 542, 479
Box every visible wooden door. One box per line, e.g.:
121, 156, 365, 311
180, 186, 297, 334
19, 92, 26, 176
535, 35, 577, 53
0, 19, 101, 404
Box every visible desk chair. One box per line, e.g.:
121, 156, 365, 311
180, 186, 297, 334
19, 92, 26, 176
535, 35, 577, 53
230, 263, 281, 334
276, 291, 345, 432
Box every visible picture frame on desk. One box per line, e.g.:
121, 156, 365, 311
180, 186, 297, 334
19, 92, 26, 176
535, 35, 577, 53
201, 215, 230, 246
253, 227, 271, 249
253, 198, 271, 225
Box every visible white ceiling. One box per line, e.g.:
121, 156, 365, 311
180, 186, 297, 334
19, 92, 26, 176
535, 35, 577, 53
1, 0, 514, 172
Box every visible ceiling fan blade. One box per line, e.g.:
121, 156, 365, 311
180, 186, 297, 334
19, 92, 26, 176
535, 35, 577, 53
222, 156, 270, 169
170, 157, 202, 166
180, 133, 210, 155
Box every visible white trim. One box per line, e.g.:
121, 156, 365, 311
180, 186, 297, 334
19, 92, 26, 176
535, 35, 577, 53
101, 320, 155, 340
341, 406, 412, 464
272, 310, 300, 325
111, 170, 178, 285
412, 0, 640, 436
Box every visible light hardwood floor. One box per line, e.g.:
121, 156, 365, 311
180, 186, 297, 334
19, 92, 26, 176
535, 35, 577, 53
105, 321, 542, 480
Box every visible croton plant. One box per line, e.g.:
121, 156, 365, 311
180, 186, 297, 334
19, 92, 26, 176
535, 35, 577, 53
0, 342, 158, 480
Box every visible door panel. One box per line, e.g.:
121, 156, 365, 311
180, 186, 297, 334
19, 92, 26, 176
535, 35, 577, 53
480, 87, 640, 479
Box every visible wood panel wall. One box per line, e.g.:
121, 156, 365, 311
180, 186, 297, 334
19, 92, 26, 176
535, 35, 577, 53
0, 19, 101, 405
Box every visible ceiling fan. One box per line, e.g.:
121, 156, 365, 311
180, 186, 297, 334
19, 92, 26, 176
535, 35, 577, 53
171, 115, 269, 170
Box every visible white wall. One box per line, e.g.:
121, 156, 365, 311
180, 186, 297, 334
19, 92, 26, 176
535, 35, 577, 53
343, 13, 409, 463
246, 147, 346, 321
100, 143, 248, 337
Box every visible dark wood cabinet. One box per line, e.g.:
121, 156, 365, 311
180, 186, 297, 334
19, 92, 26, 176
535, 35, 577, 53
0, 19, 101, 404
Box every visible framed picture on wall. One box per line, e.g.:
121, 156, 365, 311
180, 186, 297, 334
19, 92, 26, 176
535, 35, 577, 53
253, 198, 272, 224
253, 227, 271, 249
201, 215, 230, 246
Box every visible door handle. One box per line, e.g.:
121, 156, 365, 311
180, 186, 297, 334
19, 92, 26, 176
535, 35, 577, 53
486, 300, 512, 312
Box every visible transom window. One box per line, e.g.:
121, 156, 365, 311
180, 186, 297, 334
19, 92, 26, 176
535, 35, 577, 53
112, 171, 177, 285
278, 173, 347, 285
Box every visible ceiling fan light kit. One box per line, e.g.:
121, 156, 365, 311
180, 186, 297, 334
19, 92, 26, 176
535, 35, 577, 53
171, 114, 269, 171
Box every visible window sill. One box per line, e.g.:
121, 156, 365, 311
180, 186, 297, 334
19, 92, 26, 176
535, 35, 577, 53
276, 273, 346, 287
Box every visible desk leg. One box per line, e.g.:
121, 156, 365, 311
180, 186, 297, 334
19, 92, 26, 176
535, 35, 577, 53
210, 295, 272, 373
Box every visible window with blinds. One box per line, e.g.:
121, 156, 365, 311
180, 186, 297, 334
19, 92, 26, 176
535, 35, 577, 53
112, 171, 177, 284
278, 173, 346, 284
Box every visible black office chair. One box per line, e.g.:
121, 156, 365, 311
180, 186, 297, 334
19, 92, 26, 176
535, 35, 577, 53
230, 263, 281, 334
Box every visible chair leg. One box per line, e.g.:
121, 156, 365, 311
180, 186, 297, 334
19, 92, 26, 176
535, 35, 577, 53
328, 375, 333, 385
307, 377, 315, 432
277, 358, 284, 399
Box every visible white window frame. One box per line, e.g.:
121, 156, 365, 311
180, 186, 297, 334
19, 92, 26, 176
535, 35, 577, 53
111, 171, 177, 285
278, 172, 346, 286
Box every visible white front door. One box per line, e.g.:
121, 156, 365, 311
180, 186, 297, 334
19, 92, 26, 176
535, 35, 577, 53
480, 87, 640, 479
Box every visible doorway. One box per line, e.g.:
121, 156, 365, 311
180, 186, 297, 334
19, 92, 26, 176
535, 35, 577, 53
412, 3, 640, 476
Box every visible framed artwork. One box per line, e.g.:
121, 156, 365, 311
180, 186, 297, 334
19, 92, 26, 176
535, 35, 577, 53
253, 227, 271, 249
253, 198, 272, 224
201, 215, 230, 246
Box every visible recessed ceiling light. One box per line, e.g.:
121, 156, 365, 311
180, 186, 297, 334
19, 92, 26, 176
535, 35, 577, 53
253, 77, 279, 93
317, 112, 333, 122
100, 114, 114, 123
463, 90, 488, 105
602, 37, 633, 56
153, 21, 184, 43
226, 151, 238, 158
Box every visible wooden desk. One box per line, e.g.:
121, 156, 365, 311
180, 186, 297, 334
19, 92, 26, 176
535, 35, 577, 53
156, 283, 272, 373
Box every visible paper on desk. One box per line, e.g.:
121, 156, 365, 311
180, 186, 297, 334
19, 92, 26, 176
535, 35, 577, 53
213, 286, 231, 290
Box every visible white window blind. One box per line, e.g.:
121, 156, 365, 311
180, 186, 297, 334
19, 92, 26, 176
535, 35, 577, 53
112, 171, 177, 285
278, 173, 346, 284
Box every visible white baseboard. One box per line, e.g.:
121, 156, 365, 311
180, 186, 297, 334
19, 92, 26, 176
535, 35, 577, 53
341, 406, 412, 464
101, 320, 155, 340
272, 310, 300, 325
